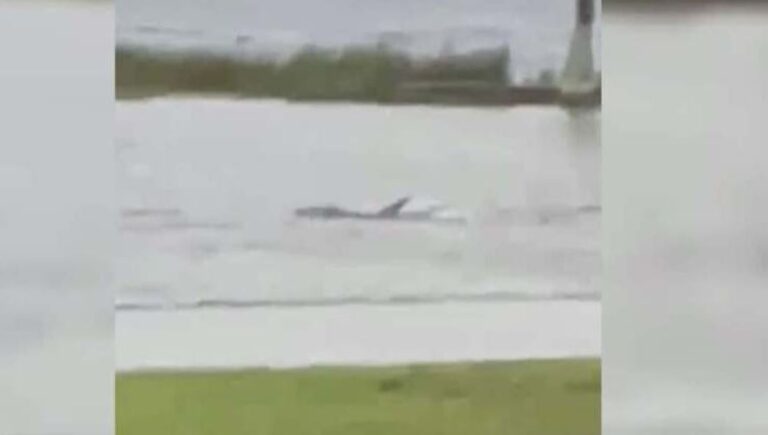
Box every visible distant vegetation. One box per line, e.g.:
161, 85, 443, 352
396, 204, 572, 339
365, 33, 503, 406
117, 44, 603, 106
117, 358, 600, 435
116, 45, 511, 103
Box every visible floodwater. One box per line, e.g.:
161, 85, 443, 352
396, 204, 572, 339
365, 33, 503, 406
115, 98, 602, 373
116, 100, 601, 309
117, 300, 600, 371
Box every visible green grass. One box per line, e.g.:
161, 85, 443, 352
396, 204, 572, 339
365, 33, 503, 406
117, 358, 600, 435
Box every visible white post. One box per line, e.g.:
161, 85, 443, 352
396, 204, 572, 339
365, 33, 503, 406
559, 0, 597, 95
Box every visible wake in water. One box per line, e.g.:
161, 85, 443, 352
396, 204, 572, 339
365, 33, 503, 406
116, 291, 599, 312
117, 201, 600, 311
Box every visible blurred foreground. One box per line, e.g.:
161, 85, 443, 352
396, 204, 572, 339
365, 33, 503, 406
604, 3, 768, 434
0, 2, 114, 435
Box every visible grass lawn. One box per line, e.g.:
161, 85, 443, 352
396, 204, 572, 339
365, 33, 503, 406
117, 358, 600, 435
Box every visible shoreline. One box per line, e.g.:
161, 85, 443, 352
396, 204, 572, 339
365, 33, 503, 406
119, 355, 599, 375
116, 86, 601, 108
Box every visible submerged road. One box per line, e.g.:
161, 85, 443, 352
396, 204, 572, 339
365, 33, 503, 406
117, 300, 600, 371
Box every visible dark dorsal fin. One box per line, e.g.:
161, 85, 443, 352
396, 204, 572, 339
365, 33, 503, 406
376, 197, 411, 217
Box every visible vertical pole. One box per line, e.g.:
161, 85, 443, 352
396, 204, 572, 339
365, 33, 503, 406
578, 0, 594, 26
559, 0, 596, 96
